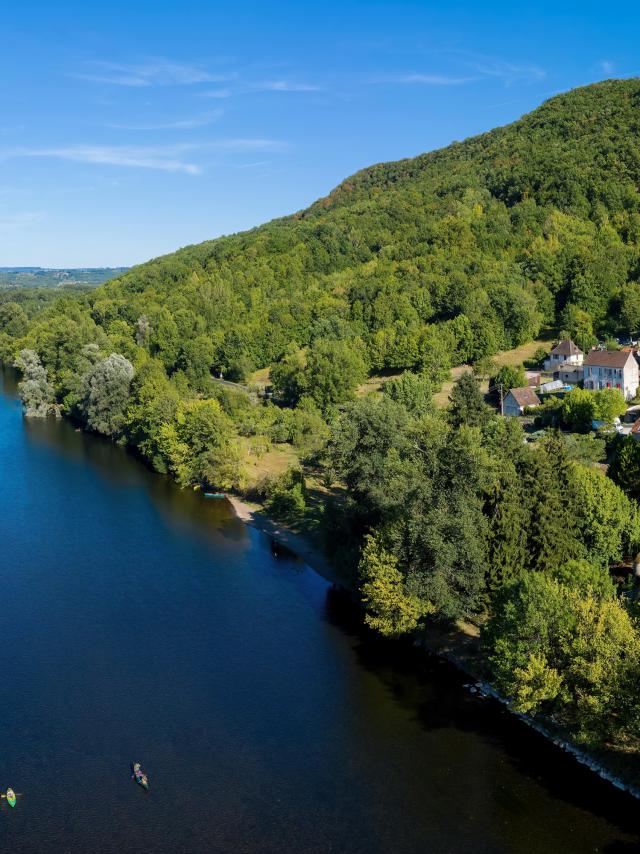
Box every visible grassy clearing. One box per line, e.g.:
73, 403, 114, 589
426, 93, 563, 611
491, 332, 556, 369
432, 334, 557, 409
356, 371, 404, 397
248, 366, 271, 387
240, 439, 299, 490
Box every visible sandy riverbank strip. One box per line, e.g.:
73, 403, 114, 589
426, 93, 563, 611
227, 495, 346, 587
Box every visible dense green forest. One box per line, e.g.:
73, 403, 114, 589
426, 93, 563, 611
4, 78, 640, 759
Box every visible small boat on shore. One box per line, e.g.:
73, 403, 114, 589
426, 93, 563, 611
6, 789, 16, 808
132, 763, 149, 790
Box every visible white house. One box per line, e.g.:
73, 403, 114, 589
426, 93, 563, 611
583, 349, 640, 401
544, 340, 584, 372
503, 387, 541, 417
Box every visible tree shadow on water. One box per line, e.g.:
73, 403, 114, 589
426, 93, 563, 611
322, 586, 640, 845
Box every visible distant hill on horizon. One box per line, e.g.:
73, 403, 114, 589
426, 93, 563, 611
0, 267, 128, 289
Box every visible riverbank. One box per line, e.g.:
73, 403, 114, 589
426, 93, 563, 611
228, 490, 640, 801
226, 494, 346, 587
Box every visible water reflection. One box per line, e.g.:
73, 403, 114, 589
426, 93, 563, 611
1, 366, 639, 853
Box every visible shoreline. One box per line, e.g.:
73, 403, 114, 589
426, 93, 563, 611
226, 494, 346, 588
228, 490, 640, 802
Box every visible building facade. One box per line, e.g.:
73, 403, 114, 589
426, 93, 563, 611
503, 387, 541, 417
544, 340, 584, 372
583, 350, 639, 401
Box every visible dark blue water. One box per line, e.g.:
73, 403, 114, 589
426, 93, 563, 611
0, 368, 638, 853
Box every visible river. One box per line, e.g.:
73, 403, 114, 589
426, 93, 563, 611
0, 368, 638, 853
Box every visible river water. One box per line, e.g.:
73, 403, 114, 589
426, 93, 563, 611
0, 368, 638, 853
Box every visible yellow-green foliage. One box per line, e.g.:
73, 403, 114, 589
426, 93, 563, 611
359, 535, 434, 637
159, 399, 246, 490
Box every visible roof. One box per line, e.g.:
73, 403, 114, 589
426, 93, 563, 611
584, 349, 635, 368
550, 339, 583, 356
553, 361, 582, 372
507, 387, 541, 408
540, 380, 564, 392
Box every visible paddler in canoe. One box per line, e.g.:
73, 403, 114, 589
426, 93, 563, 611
132, 762, 149, 790
5, 788, 16, 808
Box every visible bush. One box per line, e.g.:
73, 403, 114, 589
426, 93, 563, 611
262, 467, 307, 518
524, 347, 548, 370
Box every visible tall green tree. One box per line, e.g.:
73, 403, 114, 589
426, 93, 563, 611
448, 372, 490, 429
80, 353, 135, 437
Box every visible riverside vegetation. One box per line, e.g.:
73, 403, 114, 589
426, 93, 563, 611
4, 79, 640, 764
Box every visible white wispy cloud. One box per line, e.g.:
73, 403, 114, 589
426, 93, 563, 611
2, 140, 287, 175
236, 160, 272, 169
200, 78, 323, 98
378, 53, 546, 89
14, 145, 202, 174
600, 60, 615, 74
107, 111, 223, 131
252, 80, 323, 92
378, 73, 476, 86
73, 60, 235, 88
466, 58, 545, 84
202, 88, 234, 99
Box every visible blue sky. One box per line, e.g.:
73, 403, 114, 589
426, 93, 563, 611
1, 0, 638, 267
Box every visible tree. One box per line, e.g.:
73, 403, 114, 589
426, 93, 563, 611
550, 559, 615, 601
125, 358, 181, 471
608, 436, 640, 500
0, 302, 28, 337
485, 462, 529, 591
592, 388, 627, 424
80, 353, 134, 437
558, 304, 596, 352
359, 534, 432, 637
305, 338, 367, 411
262, 467, 307, 518
523, 433, 584, 573
150, 309, 180, 370
159, 398, 245, 490
270, 343, 308, 406
620, 282, 640, 336
327, 395, 414, 527
561, 387, 595, 432
485, 572, 640, 744
14, 349, 53, 417
179, 334, 215, 391
382, 371, 434, 417
570, 463, 638, 569
135, 314, 152, 347
448, 372, 490, 429
492, 364, 526, 394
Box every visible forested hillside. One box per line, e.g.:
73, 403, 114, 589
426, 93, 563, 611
92, 77, 640, 380
4, 79, 640, 764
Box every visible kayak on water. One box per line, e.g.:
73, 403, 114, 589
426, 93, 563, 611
6, 789, 16, 808
204, 492, 225, 498
132, 763, 149, 790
